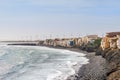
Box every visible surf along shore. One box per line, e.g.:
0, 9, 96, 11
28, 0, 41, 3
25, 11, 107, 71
7, 32, 120, 80
45, 46, 109, 80
8, 43, 109, 80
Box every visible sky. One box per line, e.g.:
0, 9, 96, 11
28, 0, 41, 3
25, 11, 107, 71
0, 0, 120, 40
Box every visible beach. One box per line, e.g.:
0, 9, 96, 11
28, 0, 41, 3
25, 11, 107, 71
7, 43, 110, 80
63, 48, 109, 80
42, 46, 109, 80
1, 0, 120, 79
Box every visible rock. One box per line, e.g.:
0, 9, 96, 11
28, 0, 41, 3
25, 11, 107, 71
85, 47, 95, 52
107, 70, 120, 80
101, 48, 111, 58
100, 49, 120, 80
95, 47, 103, 56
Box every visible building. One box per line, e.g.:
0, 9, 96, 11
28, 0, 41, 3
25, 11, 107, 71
53, 38, 60, 47
83, 35, 98, 45
117, 35, 120, 49
37, 40, 44, 45
77, 38, 83, 46
101, 32, 120, 50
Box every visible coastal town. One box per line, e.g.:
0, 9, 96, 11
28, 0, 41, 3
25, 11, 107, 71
0, 0, 119, 80
38, 32, 120, 52
8, 31, 120, 80
40, 32, 120, 80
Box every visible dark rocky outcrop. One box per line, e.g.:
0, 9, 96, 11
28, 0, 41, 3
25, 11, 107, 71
96, 48, 120, 80
107, 70, 120, 80
79, 44, 97, 52
8, 43, 37, 46
95, 47, 103, 56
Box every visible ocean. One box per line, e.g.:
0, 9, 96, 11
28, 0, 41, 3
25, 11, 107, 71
0, 44, 89, 80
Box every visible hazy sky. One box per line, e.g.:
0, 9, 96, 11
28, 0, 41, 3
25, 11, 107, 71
0, 0, 120, 40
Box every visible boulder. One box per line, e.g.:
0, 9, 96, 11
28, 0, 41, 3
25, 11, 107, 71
103, 49, 120, 80
107, 70, 120, 80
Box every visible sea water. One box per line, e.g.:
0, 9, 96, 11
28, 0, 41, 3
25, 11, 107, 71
0, 45, 89, 80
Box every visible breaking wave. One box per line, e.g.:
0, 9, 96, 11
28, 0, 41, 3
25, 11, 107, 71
0, 45, 89, 80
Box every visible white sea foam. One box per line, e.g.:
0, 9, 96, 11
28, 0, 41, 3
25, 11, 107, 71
47, 70, 62, 80
46, 61, 77, 80
0, 45, 89, 80
0, 61, 13, 76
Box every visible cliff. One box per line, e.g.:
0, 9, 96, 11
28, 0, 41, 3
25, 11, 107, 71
96, 48, 120, 80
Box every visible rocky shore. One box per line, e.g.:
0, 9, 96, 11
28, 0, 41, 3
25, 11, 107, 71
96, 48, 120, 80
8, 44, 108, 80
6, 31, 120, 80
73, 46, 120, 80
7, 43, 120, 80
67, 51, 109, 80
49, 45, 120, 80
34, 45, 110, 80
43, 46, 109, 80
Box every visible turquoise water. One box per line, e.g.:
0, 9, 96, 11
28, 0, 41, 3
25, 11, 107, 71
0, 45, 89, 80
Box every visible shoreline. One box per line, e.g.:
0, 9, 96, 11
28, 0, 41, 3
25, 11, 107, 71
7, 44, 109, 80
65, 49, 109, 80
45, 46, 109, 80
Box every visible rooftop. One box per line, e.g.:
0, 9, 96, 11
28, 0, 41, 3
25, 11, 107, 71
106, 32, 120, 37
